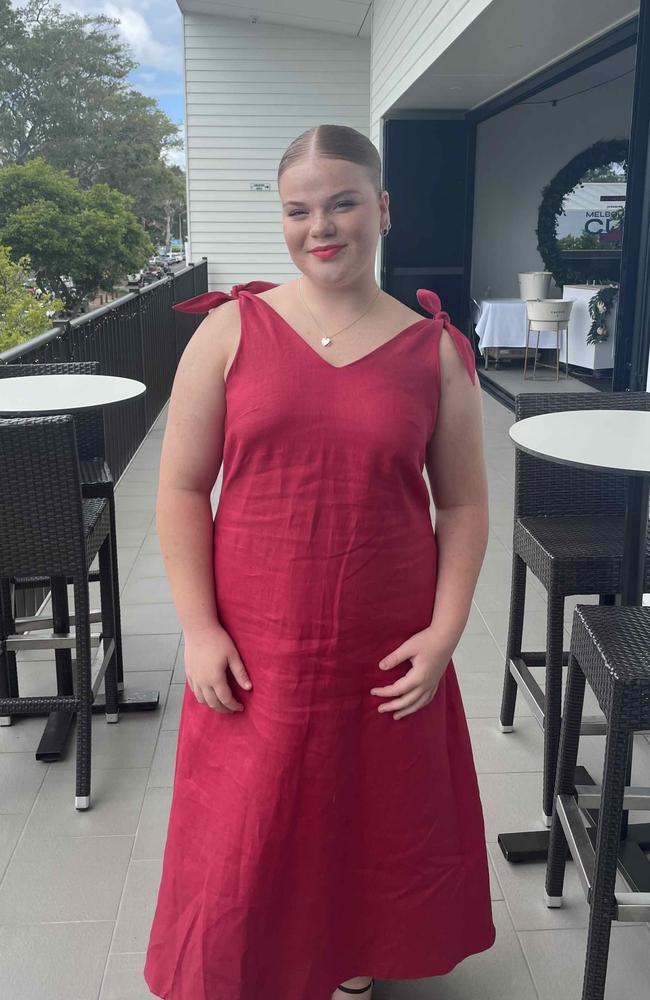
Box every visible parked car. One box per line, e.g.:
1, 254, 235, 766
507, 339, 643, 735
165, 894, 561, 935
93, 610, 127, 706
141, 264, 169, 284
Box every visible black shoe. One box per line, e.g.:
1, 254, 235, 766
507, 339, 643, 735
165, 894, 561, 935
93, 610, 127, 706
337, 980, 374, 994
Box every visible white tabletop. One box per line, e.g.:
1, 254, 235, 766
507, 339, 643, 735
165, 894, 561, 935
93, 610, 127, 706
510, 410, 650, 476
0, 374, 146, 415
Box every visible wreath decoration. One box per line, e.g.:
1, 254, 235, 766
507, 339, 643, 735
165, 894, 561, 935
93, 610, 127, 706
587, 283, 618, 345
536, 139, 628, 287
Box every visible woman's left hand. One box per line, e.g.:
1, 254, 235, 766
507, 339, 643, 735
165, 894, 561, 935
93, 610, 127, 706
370, 627, 455, 720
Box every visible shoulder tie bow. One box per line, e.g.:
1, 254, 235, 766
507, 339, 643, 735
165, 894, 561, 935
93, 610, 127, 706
416, 288, 477, 386
172, 280, 279, 314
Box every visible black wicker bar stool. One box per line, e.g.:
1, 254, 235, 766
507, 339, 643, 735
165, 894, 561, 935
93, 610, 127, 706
0, 415, 120, 808
499, 391, 650, 842
545, 605, 650, 1000
0, 361, 125, 729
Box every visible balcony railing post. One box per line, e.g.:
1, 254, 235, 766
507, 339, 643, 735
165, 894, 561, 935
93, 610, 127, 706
129, 285, 149, 433
51, 319, 72, 362
0, 262, 201, 475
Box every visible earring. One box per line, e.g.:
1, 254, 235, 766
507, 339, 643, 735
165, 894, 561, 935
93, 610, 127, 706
381, 222, 391, 236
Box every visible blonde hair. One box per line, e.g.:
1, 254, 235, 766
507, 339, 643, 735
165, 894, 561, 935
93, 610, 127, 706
277, 125, 383, 195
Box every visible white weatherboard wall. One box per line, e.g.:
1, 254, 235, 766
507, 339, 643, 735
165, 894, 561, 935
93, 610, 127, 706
183, 14, 370, 291
370, 0, 492, 149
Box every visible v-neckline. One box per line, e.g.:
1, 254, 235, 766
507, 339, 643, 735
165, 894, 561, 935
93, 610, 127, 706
244, 291, 434, 372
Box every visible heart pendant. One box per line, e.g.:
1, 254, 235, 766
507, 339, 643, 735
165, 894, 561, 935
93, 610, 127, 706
321, 336, 332, 347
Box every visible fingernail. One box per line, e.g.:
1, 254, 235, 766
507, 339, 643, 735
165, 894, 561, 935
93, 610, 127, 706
243, 681, 252, 689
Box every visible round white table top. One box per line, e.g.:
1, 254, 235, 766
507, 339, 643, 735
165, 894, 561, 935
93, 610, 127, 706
510, 409, 650, 476
0, 374, 146, 414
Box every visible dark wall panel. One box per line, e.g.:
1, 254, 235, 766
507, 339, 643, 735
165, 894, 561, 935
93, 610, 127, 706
382, 118, 475, 336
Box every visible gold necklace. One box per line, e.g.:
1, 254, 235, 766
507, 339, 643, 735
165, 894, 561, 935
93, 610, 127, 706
298, 277, 382, 347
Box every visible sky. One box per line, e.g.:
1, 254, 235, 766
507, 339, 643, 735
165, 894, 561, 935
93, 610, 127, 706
57, 1, 186, 166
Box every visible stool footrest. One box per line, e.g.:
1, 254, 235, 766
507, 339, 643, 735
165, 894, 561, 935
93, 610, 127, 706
509, 656, 546, 725
509, 655, 607, 734
556, 793, 596, 898
614, 892, 650, 922
6, 630, 103, 651
576, 785, 650, 812
513, 650, 571, 668
557, 795, 650, 920
15, 610, 102, 632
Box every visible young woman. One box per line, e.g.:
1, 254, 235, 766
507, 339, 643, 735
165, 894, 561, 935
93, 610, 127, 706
144, 124, 496, 1000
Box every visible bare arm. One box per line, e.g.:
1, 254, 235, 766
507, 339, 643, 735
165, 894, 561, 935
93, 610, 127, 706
155, 301, 236, 632
155, 299, 252, 710
424, 328, 489, 656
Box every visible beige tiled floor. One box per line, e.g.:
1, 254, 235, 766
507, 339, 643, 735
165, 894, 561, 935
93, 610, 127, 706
1, 392, 650, 999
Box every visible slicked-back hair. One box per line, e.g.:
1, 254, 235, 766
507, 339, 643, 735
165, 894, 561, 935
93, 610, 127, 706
277, 125, 382, 195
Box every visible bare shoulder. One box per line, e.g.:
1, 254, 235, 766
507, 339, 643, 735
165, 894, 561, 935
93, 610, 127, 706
254, 282, 294, 308
379, 291, 425, 327
186, 298, 241, 371
438, 326, 474, 388
167, 297, 243, 388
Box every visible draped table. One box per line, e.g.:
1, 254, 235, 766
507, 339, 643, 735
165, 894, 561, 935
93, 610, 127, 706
475, 298, 558, 354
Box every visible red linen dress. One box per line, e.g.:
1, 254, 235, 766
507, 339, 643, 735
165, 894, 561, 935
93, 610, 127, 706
143, 283, 496, 1000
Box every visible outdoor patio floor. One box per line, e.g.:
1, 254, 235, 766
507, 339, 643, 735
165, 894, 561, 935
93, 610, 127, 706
1, 391, 650, 999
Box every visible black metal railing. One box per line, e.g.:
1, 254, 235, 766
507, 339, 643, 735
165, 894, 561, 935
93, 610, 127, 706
0, 258, 208, 619
0, 258, 208, 480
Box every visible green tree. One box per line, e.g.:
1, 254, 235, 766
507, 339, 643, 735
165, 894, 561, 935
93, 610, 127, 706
581, 163, 627, 183
557, 232, 601, 250
0, 246, 64, 353
0, 0, 184, 233
0, 159, 153, 314
137, 163, 187, 245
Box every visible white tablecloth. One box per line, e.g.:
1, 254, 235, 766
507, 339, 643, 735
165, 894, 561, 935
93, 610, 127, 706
475, 299, 559, 350
561, 285, 616, 370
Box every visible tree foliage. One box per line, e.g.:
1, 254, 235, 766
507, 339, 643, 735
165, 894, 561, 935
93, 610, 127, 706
138, 163, 187, 245
0, 245, 64, 353
0, 159, 153, 314
0, 0, 185, 237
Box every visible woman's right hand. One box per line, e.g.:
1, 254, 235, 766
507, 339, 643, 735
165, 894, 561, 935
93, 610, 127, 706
183, 625, 252, 713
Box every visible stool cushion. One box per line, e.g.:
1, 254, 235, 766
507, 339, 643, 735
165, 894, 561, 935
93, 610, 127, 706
570, 605, 650, 728
515, 515, 650, 593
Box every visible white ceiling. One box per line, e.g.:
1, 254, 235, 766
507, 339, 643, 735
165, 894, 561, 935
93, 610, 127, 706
176, 0, 638, 110
176, 0, 372, 38
526, 45, 636, 103
392, 0, 638, 111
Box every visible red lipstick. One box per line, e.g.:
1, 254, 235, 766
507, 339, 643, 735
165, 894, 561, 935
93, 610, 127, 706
309, 245, 345, 259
